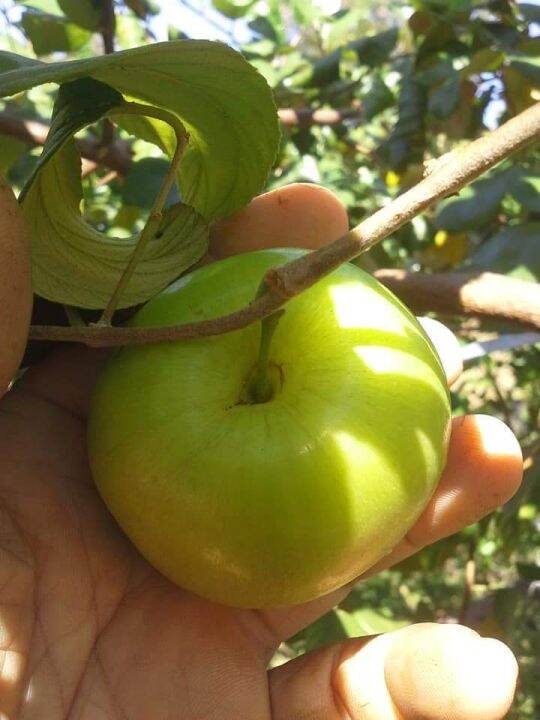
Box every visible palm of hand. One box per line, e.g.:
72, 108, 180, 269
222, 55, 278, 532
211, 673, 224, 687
0, 360, 278, 719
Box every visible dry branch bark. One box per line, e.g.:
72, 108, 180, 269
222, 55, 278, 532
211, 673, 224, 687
0, 113, 132, 174
374, 270, 540, 330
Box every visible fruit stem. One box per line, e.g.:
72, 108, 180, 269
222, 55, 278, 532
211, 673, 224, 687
97, 101, 189, 326
248, 281, 284, 404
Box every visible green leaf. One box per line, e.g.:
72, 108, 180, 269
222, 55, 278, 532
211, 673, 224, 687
114, 107, 177, 157
428, 76, 461, 119
294, 29, 398, 87
21, 142, 209, 308
0, 137, 28, 173
463, 48, 504, 76
121, 157, 180, 209
124, 0, 160, 18
518, 3, 540, 23
212, 0, 255, 18
15, 0, 61, 12
57, 0, 101, 30
378, 67, 426, 169
508, 54, 540, 85
339, 608, 409, 636
435, 172, 508, 232
19, 77, 123, 202
363, 75, 394, 119
0, 41, 279, 220
21, 11, 91, 55
0, 51, 42, 73
509, 170, 540, 212
516, 562, 540, 581
470, 223, 540, 281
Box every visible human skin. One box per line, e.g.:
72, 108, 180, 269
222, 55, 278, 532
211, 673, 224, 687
0, 183, 523, 719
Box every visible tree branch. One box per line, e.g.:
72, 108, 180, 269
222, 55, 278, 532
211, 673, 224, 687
0, 104, 361, 175
0, 113, 132, 174
374, 270, 540, 330
28, 103, 540, 347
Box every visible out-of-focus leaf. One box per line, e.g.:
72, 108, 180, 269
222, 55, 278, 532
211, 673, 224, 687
213, 0, 255, 18
362, 75, 394, 119
463, 48, 504, 76
378, 68, 426, 169
21, 11, 91, 55
0, 137, 28, 173
294, 29, 398, 87
57, 0, 101, 30
503, 66, 536, 115
115, 12, 149, 48
121, 157, 180, 209
125, 0, 159, 18
20, 77, 123, 201
326, 9, 364, 50
15, 0, 61, 11
339, 608, 409, 636
516, 562, 540, 580
428, 75, 461, 118
248, 16, 280, 42
0, 41, 280, 221
509, 170, 540, 212
435, 172, 508, 231
295, 606, 408, 654
112, 204, 141, 232
416, 58, 455, 87
470, 223, 540, 281
508, 53, 540, 85
518, 3, 540, 23
21, 142, 209, 308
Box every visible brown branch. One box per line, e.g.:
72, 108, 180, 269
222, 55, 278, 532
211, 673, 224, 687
0, 103, 360, 175
0, 113, 132, 174
28, 103, 540, 347
101, 0, 116, 55
374, 270, 540, 330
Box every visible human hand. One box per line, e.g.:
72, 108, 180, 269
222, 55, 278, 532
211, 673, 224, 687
0, 183, 522, 719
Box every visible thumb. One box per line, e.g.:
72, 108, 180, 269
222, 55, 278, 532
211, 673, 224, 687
269, 622, 518, 720
0, 178, 32, 397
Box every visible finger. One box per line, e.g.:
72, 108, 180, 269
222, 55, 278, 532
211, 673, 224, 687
0, 178, 32, 398
269, 623, 518, 720
256, 414, 522, 641
365, 414, 522, 574
418, 316, 463, 386
209, 182, 349, 258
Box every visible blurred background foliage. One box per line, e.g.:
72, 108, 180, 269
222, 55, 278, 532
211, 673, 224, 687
0, 0, 538, 717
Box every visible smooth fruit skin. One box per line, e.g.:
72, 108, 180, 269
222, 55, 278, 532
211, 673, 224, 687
88, 249, 451, 608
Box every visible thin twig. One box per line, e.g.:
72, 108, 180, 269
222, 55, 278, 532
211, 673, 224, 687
101, 0, 116, 54
97, 102, 188, 325
28, 103, 540, 347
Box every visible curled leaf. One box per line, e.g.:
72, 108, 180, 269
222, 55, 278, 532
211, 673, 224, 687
0, 40, 280, 220
22, 142, 209, 309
